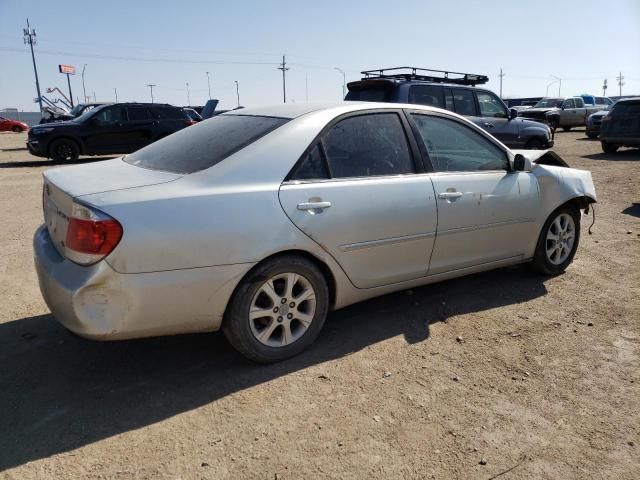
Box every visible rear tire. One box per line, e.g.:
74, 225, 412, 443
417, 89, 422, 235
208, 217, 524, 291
562, 126, 571, 132
531, 206, 580, 275
601, 141, 618, 154
223, 255, 329, 363
12, 125, 23, 133
49, 138, 80, 162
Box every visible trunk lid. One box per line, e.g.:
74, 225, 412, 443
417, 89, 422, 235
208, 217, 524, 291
42, 158, 182, 257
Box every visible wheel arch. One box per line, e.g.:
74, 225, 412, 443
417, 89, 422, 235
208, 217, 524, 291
221, 248, 338, 328
47, 136, 84, 157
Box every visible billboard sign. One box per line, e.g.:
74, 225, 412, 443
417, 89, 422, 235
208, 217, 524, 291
58, 64, 76, 75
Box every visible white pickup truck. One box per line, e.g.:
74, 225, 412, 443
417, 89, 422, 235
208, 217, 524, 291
518, 96, 611, 131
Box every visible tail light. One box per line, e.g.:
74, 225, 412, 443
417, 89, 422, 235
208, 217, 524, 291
65, 202, 122, 265
184, 119, 197, 126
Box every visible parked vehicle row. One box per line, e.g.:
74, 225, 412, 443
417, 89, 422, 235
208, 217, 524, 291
27, 103, 194, 162
34, 102, 597, 362
519, 96, 611, 130
345, 67, 554, 150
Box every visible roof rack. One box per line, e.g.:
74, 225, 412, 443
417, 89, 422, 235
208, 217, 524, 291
360, 67, 489, 86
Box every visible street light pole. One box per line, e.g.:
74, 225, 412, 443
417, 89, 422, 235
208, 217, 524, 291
206, 72, 211, 100
234, 81, 240, 108
146, 84, 156, 103
334, 67, 346, 99
23, 19, 43, 113
186, 82, 190, 106
82, 64, 87, 103
114, 88, 118, 102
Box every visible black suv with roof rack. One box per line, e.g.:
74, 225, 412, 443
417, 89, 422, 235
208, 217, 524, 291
27, 103, 193, 162
345, 67, 553, 150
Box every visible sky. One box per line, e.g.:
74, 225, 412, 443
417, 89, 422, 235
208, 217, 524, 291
1, 0, 639, 111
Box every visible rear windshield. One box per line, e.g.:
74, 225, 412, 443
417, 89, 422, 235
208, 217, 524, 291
345, 85, 393, 102
124, 115, 288, 174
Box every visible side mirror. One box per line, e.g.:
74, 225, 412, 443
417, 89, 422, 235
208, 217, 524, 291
513, 153, 533, 172
509, 108, 518, 120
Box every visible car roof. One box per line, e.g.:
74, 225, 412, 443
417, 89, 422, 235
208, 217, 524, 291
615, 97, 640, 104
223, 101, 455, 120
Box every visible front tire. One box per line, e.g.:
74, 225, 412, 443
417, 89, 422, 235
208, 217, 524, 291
223, 255, 329, 363
49, 138, 80, 162
562, 126, 571, 132
601, 141, 618, 154
531, 206, 580, 275
12, 125, 23, 133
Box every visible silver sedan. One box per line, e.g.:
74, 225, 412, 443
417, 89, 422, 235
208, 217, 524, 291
34, 102, 597, 362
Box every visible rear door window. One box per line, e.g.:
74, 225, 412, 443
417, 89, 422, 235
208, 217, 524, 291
408, 85, 445, 108
451, 88, 478, 116
289, 144, 330, 181
321, 113, 414, 178
124, 115, 288, 174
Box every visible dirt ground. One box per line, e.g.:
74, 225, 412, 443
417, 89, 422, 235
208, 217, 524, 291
0, 129, 638, 480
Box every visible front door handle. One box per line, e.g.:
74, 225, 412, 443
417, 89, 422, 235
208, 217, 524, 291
483, 122, 494, 128
438, 192, 463, 200
297, 201, 332, 211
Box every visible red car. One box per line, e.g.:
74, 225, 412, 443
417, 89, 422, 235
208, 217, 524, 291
0, 116, 29, 133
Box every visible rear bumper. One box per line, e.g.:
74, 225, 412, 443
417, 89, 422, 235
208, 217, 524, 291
33, 225, 253, 340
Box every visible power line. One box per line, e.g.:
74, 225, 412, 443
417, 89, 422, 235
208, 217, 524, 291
0, 46, 279, 66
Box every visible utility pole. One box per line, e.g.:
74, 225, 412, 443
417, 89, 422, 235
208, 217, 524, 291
114, 88, 118, 102
186, 82, 190, 106
305, 74, 309, 102
334, 67, 346, 99
616, 72, 624, 96
602, 79, 608, 97
82, 64, 88, 103
234, 80, 240, 108
146, 84, 156, 103
550, 75, 562, 96
277, 55, 289, 103
498, 68, 506, 99
93, 92, 96, 102
23, 19, 43, 113
206, 72, 211, 100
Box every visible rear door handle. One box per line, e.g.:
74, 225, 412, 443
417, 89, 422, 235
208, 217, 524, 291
297, 201, 332, 211
438, 192, 463, 199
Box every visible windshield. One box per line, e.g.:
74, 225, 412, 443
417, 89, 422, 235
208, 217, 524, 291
124, 114, 289, 174
534, 98, 563, 108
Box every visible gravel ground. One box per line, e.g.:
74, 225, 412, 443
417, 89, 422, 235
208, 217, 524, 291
0, 130, 638, 479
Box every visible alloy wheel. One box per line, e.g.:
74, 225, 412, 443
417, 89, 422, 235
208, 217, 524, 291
249, 273, 317, 347
545, 213, 576, 265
